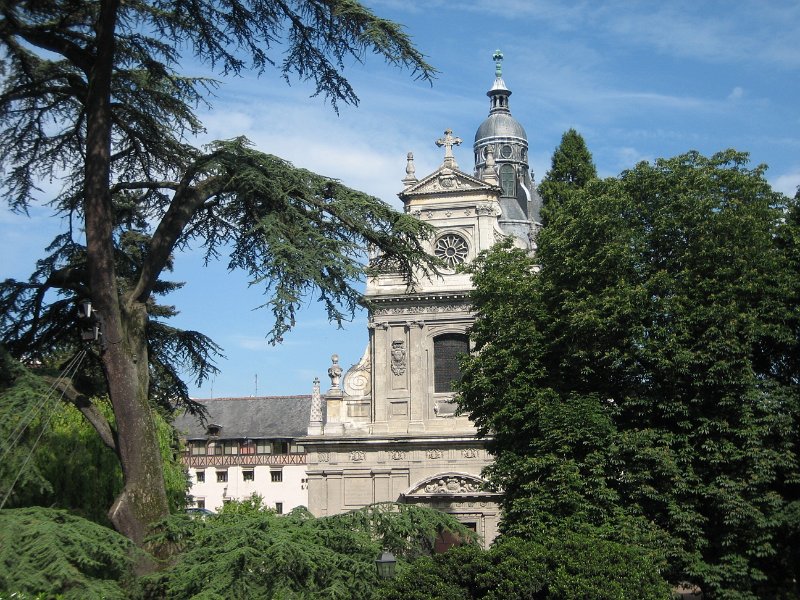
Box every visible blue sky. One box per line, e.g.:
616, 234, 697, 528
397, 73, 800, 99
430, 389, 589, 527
2, 0, 799, 398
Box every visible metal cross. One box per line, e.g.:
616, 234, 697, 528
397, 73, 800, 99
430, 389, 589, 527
493, 49, 503, 77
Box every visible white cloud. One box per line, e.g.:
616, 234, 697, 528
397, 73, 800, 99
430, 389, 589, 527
451, 0, 800, 69
772, 170, 800, 197
728, 86, 744, 101
615, 146, 653, 170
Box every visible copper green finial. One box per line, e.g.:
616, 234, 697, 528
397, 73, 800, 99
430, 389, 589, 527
493, 49, 503, 77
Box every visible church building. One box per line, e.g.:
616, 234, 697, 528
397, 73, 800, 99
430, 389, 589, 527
301, 52, 540, 547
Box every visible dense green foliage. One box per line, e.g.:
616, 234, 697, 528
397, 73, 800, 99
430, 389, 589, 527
383, 534, 671, 600
0, 507, 136, 599
0, 350, 188, 521
536, 128, 597, 224
141, 499, 476, 599
0, 500, 477, 599
458, 150, 800, 599
0, 500, 670, 600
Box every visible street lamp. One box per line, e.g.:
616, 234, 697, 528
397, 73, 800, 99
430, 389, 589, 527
375, 551, 396, 579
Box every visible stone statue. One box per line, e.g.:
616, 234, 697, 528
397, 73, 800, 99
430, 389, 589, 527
327, 354, 342, 390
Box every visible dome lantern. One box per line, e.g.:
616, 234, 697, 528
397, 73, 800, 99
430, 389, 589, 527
473, 50, 538, 241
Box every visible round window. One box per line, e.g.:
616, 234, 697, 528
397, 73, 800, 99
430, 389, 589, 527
500, 144, 513, 159
435, 234, 469, 269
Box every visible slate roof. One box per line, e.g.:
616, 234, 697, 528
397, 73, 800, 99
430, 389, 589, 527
474, 112, 527, 145
173, 395, 312, 441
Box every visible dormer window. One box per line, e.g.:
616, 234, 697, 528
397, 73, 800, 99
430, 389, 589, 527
206, 424, 221, 436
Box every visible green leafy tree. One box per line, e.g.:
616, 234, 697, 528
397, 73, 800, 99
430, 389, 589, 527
383, 534, 671, 600
537, 128, 597, 224
459, 150, 800, 599
0, 349, 187, 522
0, 0, 435, 546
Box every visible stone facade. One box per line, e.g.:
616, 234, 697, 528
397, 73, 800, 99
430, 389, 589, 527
302, 53, 539, 547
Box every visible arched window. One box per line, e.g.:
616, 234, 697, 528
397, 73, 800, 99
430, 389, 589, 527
499, 164, 515, 197
434, 333, 469, 393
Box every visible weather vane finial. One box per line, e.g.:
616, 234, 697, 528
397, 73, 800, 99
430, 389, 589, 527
493, 49, 504, 78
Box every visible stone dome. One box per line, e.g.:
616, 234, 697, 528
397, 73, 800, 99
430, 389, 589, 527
474, 112, 527, 145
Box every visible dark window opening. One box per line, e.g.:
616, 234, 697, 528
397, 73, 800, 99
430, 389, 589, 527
434, 333, 469, 393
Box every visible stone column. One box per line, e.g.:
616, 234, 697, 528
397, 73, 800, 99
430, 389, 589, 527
308, 377, 323, 435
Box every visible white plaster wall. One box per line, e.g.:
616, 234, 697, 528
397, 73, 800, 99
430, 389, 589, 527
188, 464, 308, 513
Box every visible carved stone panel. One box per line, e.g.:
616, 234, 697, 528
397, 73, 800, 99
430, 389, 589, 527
425, 477, 481, 494
390, 340, 407, 376
405, 473, 489, 497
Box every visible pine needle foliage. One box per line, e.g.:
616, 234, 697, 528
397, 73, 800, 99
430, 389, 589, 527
537, 128, 597, 225
0, 507, 136, 600
1, 0, 436, 542
144, 499, 476, 599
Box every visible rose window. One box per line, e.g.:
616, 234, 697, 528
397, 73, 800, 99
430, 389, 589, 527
434, 234, 469, 269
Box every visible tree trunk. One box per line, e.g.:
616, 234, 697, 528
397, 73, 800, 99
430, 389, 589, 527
83, 0, 169, 548
106, 302, 169, 547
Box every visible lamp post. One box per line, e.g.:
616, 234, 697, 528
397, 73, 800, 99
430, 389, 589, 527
375, 551, 396, 579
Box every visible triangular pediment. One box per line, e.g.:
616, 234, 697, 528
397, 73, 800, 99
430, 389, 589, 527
402, 472, 500, 498
400, 166, 499, 199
